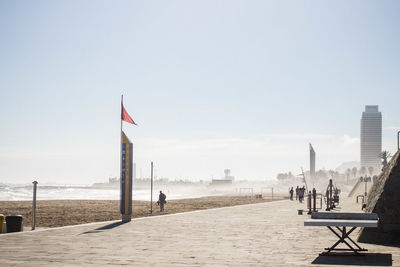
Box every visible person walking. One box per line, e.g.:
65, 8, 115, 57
298, 187, 304, 203
157, 190, 167, 212
295, 186, 299, 200
289, 187, 294, 200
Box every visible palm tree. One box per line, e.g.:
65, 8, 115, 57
351, 167, 358, 178
360, 166, 367, 176
379, 151, 392, 170
368, 166, 374, 176
346, 168, 351, 184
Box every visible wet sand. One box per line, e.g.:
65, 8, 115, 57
0, 195, 284, 228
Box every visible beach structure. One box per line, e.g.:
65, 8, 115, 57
358, 150, 400, 244
360, 105, 382, 173
120, 95, 137, 222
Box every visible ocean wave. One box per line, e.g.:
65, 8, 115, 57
0, 184, 184, 201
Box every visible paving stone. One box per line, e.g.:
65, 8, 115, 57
0, 197, 399, 266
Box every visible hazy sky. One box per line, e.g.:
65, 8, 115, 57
1, 1, 399, 184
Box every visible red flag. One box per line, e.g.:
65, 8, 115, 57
121, 101, 137, 125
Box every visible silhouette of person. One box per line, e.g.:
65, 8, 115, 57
157, 190, 167, 212
299, 187, 304, 203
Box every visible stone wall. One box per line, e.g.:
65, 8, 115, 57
358, 150, 400, 244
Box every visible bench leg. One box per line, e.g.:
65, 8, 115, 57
337, 227, 362, 254
323, 226, 346, 254
345, 233, 365, 251
321, 226, 367, 256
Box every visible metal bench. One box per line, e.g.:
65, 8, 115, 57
304, 212, 378, 255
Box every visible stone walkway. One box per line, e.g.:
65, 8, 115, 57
0, 197, 399, 266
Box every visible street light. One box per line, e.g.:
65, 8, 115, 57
398, 131, 400, 151
363, 176, 371, 197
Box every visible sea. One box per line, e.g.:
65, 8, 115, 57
0, 183, 190, 201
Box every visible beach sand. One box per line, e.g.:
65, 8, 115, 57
0, 195, 284, 228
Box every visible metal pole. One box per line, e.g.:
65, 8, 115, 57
32, 181, 38, 230
120, 95, 123, 172
398, 131, 400, 151
328, 179, 332, 209
320, 194, 322, 209
120, 95, 123, 220
150, 162, 153, 214
312, 188, 316, 212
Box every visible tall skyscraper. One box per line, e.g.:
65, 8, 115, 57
360, 105, 382, 173
309, 143, 315, 181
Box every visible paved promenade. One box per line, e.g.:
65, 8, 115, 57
1, 197, 399, 266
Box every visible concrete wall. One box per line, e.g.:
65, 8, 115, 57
358, 150, 400, 244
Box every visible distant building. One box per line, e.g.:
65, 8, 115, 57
210, 169, 234, 186
309, 143, 315, 181
223, 169, 235, 181
209, 179, 232, 186
360, 105, 382, 172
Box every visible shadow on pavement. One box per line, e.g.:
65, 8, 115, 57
80, 221, 127, 235
312, 253, 392, 266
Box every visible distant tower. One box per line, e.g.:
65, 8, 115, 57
224, 169, 235, 181
309, 143, 316, 181
360, 105, 382, 172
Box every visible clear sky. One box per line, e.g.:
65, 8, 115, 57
0, 0, 399, 184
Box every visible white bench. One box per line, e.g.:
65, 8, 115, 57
304, 212, 378, 255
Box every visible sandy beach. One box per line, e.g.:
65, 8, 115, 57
0, 195, 284, 228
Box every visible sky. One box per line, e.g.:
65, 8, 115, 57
0, 0, 399, 184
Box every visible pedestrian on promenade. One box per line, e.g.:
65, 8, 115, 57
301, 186, 306, 202
295, 186, 299, 200
157, 190, 167, 212
298, 187, 304, 203
289, 187, 294, 200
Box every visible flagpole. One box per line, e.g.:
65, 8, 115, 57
120, 94, 123, 221
120, 95, 136, 222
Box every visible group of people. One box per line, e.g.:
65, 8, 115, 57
289, 186, 306, 202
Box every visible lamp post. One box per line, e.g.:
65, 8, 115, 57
397, 131, 400, 151
363, 176, 371, 197
364, 176, 367, 197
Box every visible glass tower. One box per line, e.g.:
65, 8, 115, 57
360, 105, 382, 173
